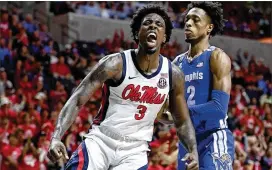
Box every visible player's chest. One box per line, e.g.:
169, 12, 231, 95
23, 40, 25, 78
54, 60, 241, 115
182, 62, 209, 83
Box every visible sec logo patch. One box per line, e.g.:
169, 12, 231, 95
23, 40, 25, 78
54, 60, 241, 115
157, 77, 167, 89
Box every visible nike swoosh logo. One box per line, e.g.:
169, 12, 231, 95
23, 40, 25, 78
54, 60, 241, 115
128, 76, 137, 79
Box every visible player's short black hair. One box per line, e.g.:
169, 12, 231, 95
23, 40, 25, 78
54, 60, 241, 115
184, 1, 225, 36
130, 3, 173, 45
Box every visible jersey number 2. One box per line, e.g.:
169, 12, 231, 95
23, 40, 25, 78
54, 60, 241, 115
187, 85, 195, 106
135, 105, 147, 120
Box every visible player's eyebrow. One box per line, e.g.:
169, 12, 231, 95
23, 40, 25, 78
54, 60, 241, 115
186, 14, 201, 20
143, 17, 164, 24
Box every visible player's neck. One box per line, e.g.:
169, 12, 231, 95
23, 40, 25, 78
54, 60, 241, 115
135, 47, 161, 74
188, 37, 210, 59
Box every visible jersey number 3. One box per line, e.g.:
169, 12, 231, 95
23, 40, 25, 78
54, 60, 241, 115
187, 85, 195, 106
135, 105, 147, 120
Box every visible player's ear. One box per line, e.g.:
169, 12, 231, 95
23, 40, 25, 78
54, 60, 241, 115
135, 32, 139, 40
163, 34, 166, 43
207, 24, 214, 35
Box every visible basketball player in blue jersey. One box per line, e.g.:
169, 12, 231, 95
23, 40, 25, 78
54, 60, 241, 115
174, 2, 234, 170
47, 4, 199, 170
159, 2, 234, 170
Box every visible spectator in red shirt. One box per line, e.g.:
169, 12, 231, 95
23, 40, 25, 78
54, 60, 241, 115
34, 92, 49, 112
49, 81, 67, 107
148, 141, 164, 170
0, 117, 12, 147
263, 105, 272, 129
65, 123, 79, 155
19, 73, 33, 101
244, 71, 257, 86
40, 109, 50, 125
78, 101, 93, 122
7, 88, 27, 113
1, 133, 22, 170
37, 132, 50, 170
248, 61, 257, 74
240, 106, 259, 135
18, 113, 38, 139
16, 24, 29, 46
14, 128, 25, 148
19, 73, 30, 91
14, 60, 23, 88
256, 58, 270, 76
17, 101, 41, 126
51, 55, 71, 79
0, 97, 17, 123
0, 68, 13, 96
231, 85, 250, 111
54, 100, 65, 113
148, 153, 165, 170
24, 55, 37, 73
18, 138, 40, 170
0, 11, 11, 39
41, 120, 54, 141
5, 81, 15, 100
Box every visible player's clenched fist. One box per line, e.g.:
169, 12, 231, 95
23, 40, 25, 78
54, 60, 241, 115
47, 138, 69, 163
182, 152, 199, 170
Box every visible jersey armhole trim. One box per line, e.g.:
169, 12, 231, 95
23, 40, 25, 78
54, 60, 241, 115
107, 52, 127, 87
168, 60, 173, 92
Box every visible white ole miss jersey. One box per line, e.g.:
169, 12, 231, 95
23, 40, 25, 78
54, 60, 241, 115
92, 49, 172, 141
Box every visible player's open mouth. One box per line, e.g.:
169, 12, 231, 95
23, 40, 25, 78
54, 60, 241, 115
146, 32, 157, 48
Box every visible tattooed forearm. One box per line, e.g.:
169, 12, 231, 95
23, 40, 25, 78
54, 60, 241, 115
176, 119, 197, 152
170, 64, 197, 153
52, 54, 123, 140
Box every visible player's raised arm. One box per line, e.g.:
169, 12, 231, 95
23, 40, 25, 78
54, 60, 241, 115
47, 53, 123, 162
169, 63, 199, 170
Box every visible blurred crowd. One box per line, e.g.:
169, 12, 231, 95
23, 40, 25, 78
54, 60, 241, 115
0, 4, 272, 170
50, 1, 271, 39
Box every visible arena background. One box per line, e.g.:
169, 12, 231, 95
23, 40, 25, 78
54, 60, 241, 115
0, 1, 271, 170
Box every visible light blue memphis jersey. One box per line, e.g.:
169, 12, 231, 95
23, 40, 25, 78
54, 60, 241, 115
175, 46, 228, 134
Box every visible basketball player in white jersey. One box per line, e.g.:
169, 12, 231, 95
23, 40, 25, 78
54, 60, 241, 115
47, 4, 199, 170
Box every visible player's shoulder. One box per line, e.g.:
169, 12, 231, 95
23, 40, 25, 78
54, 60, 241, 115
210, 47, 231, 71
211, 47, 229, 58
210, 47, 230, 63
94, 51, 127, 82
98, 51, 124, 69
171, 62, 184, 82
95, 51, 125, 80
172, 51, 188, 65
99, 52, 122, 63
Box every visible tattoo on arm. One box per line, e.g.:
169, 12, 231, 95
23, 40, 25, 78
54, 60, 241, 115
169, 64, 197, 153
52, 54, 123, 140
176, 117, 197, 153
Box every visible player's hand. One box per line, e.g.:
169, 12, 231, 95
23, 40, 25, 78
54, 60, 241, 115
47, 138, 69, 163
182, 152, 199, 170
